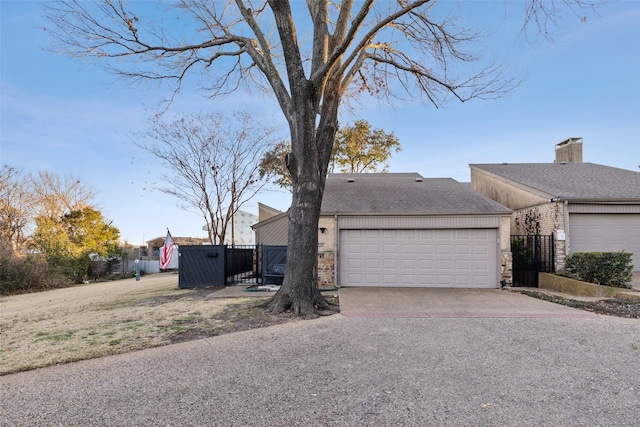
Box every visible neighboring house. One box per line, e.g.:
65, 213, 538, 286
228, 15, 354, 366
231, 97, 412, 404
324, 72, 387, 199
470, 139, 640, 272
253, 173, 512, 288
258, 202, 283, 222
202, 209, 259, 245
145, 236, 207, 258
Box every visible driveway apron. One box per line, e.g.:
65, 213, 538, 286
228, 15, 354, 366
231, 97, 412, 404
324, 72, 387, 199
338, 287, 598, 318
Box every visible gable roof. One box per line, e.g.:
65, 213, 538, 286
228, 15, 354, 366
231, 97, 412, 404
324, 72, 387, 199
321, 173, 511, 215
470, 163, 640, 202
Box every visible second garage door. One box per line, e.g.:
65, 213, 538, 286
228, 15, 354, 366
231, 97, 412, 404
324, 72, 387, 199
339, 229, 498, 288
570, 213, 640, 272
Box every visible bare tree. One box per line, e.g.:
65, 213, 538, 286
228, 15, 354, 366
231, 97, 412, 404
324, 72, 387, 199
0, 166, 35, 252
1, 167, 96, 253
137, 112, 278, 245
46, 0, 598, 316
30, 171, 96, 219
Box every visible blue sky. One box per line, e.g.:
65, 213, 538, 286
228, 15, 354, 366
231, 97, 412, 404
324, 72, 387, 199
2, 1, 639, 245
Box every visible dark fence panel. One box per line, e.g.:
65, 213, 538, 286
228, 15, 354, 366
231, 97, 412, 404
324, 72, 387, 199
178, 244, 289, 288
178, 245, 226, 288
262, 245, 287, 285
226, 246, 257, 285
511, 235, 555, 287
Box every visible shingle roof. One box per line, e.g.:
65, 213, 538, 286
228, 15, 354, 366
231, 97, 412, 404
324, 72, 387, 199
321, 173, 512, 215
470, 163, 640, 201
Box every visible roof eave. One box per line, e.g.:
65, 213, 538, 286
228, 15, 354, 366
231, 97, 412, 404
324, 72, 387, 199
557, 198, 640, 204
320, 211, 513, 217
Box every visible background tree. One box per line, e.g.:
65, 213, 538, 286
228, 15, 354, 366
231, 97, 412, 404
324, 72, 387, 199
0, 166, 35, 252
30, 171, 96, 219
260, 120, 401, 189
47, 0, 597, 316
259, 141, 293, 190
33, 206, 121, 282
331, 120, 400, 173
136, 112, 278, 245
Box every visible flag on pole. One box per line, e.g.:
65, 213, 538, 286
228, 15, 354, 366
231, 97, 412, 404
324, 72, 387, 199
160, 229, 175, 270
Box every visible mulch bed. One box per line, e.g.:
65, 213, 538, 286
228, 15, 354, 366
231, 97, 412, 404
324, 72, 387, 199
516, 290, 640, 319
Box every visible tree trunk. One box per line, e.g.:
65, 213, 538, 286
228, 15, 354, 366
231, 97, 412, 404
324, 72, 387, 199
264, 81, 337, 317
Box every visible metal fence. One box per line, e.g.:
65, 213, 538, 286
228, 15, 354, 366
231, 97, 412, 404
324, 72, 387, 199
178, 244, 288, 288
511, 234, 555, 287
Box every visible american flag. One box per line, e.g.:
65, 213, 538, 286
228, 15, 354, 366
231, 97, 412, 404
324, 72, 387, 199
159, 229, 175, 270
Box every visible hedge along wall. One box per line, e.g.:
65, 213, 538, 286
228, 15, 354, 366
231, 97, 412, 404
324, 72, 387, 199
565, 252, 633, 288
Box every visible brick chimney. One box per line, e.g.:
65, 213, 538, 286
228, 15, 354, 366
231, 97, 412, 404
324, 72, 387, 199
555, 137, 583, 163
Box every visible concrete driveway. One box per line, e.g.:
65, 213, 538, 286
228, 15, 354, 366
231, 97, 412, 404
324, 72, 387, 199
2, 288, 639, 426
338, 287, 597, 318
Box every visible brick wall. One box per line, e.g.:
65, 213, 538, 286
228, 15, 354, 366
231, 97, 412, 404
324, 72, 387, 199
317, 251, 334, 288
512, 202, 568, 272
501, 251, 513, 286
318, 216, 336, 288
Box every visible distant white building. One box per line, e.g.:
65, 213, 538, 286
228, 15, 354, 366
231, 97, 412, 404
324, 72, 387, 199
202, 209, 258, 245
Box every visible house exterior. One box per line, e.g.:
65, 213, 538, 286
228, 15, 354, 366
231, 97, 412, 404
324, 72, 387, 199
470, 142, 640, 272
253, 173, 513, 288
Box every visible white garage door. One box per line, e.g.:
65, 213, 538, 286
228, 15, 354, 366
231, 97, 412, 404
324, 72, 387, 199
339, 229, 498, 288
570, 214, 640, 272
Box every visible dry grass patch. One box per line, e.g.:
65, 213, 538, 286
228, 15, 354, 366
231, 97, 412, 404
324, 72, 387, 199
0, 274, 299, 375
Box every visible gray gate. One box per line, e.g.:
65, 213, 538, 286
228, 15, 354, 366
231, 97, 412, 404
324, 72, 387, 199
262, 245, 287, 285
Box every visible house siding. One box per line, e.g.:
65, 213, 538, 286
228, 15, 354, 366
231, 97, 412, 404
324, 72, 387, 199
471, 169, 548, 210
255, 214, 289, 246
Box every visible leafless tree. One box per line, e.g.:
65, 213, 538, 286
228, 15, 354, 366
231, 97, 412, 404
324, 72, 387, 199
46, 0, 599, 316
30, 171, 96, 219
0, 167, 95, 253
0, 166, 35, 252
137, 112, 278, 245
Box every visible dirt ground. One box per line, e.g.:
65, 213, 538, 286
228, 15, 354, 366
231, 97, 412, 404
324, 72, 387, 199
0, 274, 302, 375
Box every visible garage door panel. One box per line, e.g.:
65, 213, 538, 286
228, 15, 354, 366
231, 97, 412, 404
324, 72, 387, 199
455, 259, 469, 269
570, 213, 640, 272
474, 276, 488, 286
420, 259, 433, 269
402, 244, 416, 253
437, 230, 451, 239
420, 244, 434, 254
455, 230, 470, 239
438, 245, 452, 255
383, 243, 397, 252
381, 258, 395, 268
437, 275, 452, 285
340, 229, 498, 288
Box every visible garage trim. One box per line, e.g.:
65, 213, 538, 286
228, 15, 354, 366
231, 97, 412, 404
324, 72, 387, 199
337, 215, 502, 230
